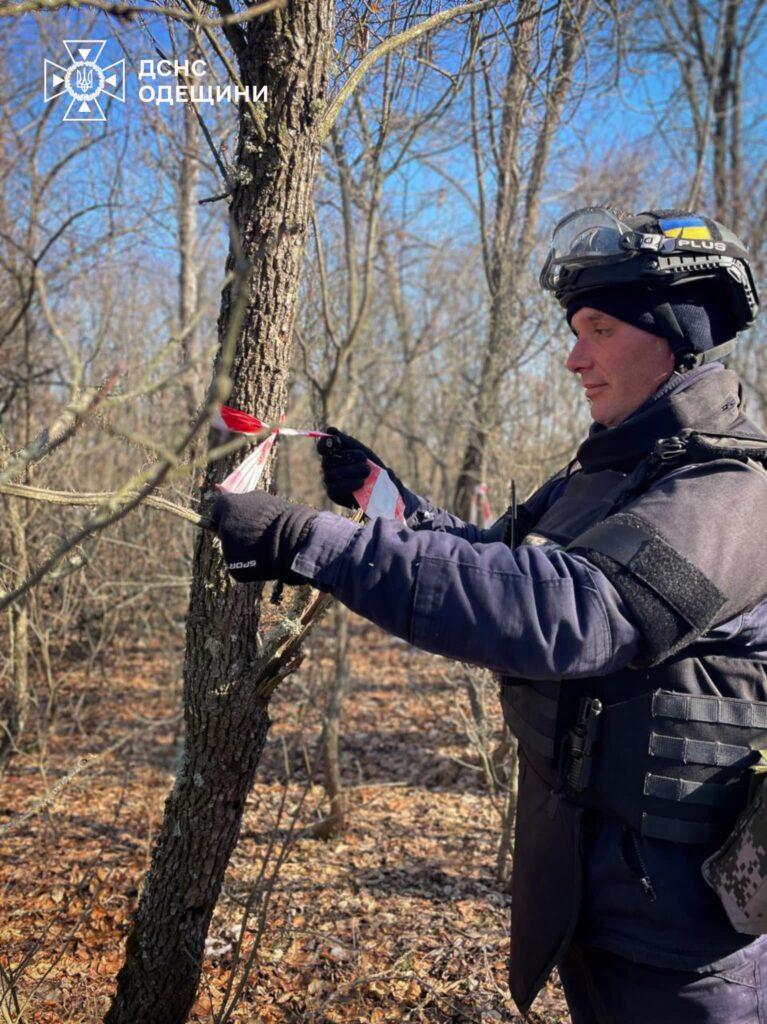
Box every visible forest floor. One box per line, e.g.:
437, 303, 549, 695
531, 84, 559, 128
0, 615, 570, 1023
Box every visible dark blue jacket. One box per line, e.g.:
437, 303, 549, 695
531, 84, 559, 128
291, 363, 767, 1006
292, 495, 641, 680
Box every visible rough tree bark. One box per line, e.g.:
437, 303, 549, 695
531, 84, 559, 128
0, 492, 30, 759
105, 4, 335, 1021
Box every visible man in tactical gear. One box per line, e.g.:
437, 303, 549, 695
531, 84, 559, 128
213, 208, 767, 1022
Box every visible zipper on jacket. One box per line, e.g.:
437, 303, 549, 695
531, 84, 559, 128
621, 825, 657, 902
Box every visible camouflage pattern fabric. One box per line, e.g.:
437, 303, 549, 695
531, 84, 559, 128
702, 775, 767, 935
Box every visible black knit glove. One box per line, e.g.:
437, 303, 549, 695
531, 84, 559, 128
211, 491, 317, 584
316, 427, 406, 509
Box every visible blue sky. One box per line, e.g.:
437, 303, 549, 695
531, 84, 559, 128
8, 3, 767, 323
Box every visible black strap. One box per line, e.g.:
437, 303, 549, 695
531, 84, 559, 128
641, 812, 724, 845
652, 691, 767, 729
685, 430, 767, 466
643, 772, 745, 808
651, 297, 738, 371
677, 339, 738, 370
649, 732, 755, 768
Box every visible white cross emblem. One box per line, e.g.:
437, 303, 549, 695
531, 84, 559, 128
44, 40, 125, 123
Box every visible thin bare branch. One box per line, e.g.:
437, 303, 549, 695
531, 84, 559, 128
319, 0, 513, 141
0, 372, 120, 486
0, 231, 250, 612
0, 482, 212, 530
0, 0, 285, 25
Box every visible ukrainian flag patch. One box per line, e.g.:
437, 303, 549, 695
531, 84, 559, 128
658, 215, 711, 240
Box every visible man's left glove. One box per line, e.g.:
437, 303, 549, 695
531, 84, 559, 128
211, 491, 317, 584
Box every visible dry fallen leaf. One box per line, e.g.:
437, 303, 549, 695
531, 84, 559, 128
0, 627, 563, 1024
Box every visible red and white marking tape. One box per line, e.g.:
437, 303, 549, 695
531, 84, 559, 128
354, 461, 406, 523
214, 405, 405, 523
213, 406, 328, 494
212, 405, 328, 439
469, 483, 494, 528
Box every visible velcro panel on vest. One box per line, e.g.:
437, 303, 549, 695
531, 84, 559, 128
568, 511, 726, 666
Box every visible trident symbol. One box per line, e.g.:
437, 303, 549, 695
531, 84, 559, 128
76, 68, 94, 93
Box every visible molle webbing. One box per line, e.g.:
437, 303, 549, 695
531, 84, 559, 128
640, 814, 724, 845
501, 682, 767, 845
642, 773, 743, 807
640, 773, 747, 844
593, 689, 767, 844
648, 733, 754, 768
653, 691, 767, 728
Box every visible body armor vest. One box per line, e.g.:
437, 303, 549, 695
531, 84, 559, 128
499, 391, 767, 1013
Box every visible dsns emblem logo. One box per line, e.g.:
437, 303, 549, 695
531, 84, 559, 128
44, 40, 125, 122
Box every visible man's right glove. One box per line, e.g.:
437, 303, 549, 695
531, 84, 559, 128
317, 427, 406, 509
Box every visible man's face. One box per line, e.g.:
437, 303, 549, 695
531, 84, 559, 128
566, 307, 676, 428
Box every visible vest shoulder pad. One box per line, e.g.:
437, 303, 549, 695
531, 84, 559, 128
568, 459, 767, 665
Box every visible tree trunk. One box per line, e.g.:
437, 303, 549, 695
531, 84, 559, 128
106, 5, 334, 1022
0, 433, 30, 760
712, 0, 738, 222
1, 499, 30, 760
454, 0, 590, 519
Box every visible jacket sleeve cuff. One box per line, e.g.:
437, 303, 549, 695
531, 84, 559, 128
290, 511, 360, 589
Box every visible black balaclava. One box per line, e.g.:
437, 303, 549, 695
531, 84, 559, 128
566, 279, 737, 366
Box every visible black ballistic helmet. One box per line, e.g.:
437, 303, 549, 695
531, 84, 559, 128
540, 207, 760, 368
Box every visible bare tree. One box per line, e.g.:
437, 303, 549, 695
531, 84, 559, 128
642, 0, 767, 412
650, 0, 767, 224
0, 35, 126, 755
104, 3, 506, 1021
454, 0, 595, 518
297, 29, 475, 837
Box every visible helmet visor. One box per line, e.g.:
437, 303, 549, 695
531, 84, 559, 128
541, 207, 634, 291
551, 207, 632, 262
